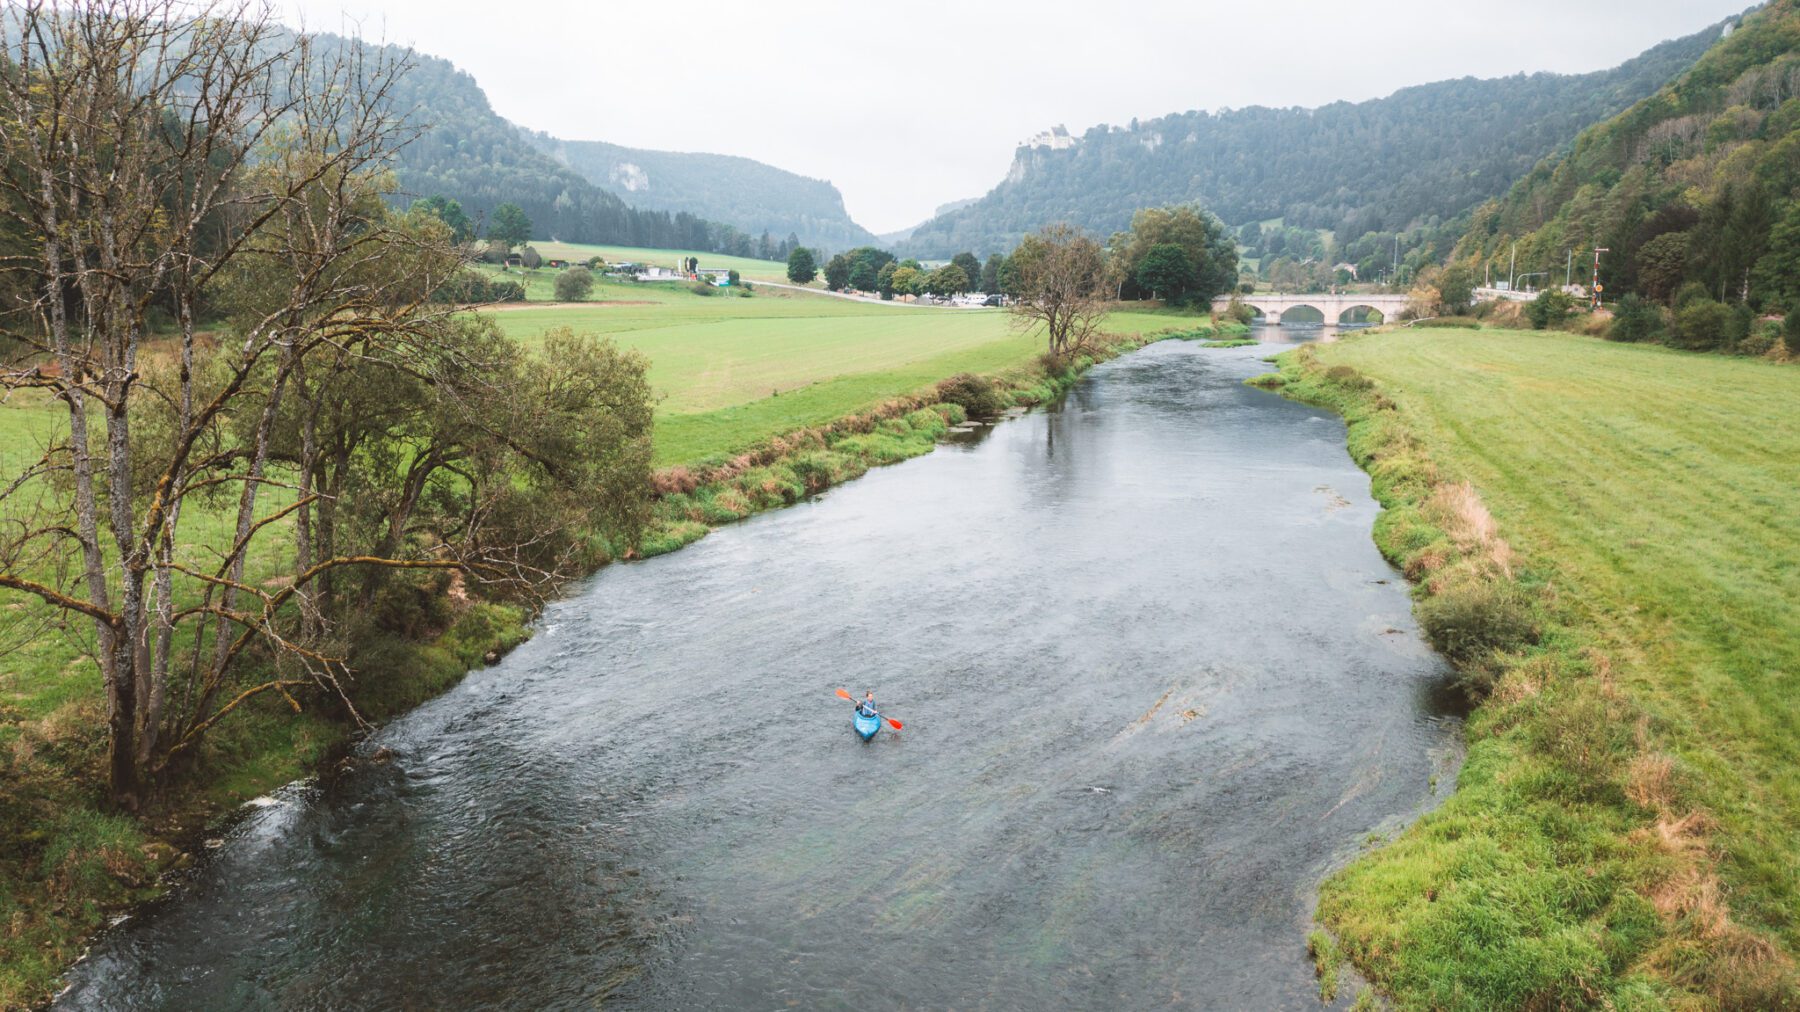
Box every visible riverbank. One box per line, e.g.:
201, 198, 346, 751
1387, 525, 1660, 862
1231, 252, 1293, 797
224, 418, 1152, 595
1264, 328, 1800, 1008
0, 316, 1222, 1008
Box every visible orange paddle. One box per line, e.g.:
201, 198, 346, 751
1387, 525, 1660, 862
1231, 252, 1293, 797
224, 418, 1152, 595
835, 687, 904, 730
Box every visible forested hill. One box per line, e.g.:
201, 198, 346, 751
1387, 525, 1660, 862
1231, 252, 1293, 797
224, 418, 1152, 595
1453, 0, 1800, 313
336, 37, 762, 254
902, 18, 1732, 258
525, 135, 879, 251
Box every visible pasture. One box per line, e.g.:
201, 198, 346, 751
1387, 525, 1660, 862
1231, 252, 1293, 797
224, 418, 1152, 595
1299, 326, 1800, 1005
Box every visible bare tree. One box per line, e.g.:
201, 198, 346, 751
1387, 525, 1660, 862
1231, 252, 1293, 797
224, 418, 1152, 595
0, 0, 470, 806
1007, 223, 1113, 359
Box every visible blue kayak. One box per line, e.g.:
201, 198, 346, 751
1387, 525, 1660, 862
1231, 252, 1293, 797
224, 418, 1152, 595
853, 707, 881, 742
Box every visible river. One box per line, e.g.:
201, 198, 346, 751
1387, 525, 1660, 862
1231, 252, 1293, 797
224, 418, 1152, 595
59, 328, 1461, 1010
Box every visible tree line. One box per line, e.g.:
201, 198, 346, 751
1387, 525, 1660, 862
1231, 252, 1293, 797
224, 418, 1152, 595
784, 205, 1239, 309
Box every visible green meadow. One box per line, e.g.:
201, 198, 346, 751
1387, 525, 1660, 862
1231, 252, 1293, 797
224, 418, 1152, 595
484, 286, 1173, 464
1287, 327, 1800, 1007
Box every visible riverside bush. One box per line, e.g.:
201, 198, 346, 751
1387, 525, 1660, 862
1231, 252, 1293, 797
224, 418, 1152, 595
1415, 576, 1538, 669
1324, 364, 1372, 390
935, 373, 1007, 419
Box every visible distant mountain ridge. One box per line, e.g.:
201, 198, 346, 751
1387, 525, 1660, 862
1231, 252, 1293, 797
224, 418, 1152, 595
324, 35, 872, 255
525, 135, 879, 251
902, 17, 1735, 257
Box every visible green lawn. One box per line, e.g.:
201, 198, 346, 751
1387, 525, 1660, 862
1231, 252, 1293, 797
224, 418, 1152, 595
1300, 327, 1800, 1005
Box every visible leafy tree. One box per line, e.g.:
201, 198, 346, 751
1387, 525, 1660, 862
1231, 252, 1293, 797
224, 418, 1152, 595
1786, 307, 1800, 353
414, 195, 474, 243
981, 253, 1003, 293
1637, 232, 1690, 304
786, 246, 819, 284
519, 244, 542, 270
951, 252, 982, 290
555, 266, 595, 301
876, 261, 899, 299
1439, 265, 1475, 314
1134, 243, 1195, 301
890, 265, 921, 296
823, 253, 851, 291
842, 246, 896, 291
1751, 202, 1800, 312
1113, 205, 1238, 304
488, 202, 533, 249
923, 265, 969, 298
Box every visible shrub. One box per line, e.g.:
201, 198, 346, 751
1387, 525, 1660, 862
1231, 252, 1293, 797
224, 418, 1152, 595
1324, 364, 1373, 391
519, 245, 541, 270
1787, 310, 1800, 354
1739, 323, 1779, 357
1415, 577, 1538, 668
1426, 316, 1481, 329
934, 373, 1006, 418
1670, 298, 1734, 350
1525, 289, 1575, 330
688, 281, 716, 297
1609, 293, 1664, 343
553, 266, 594, 301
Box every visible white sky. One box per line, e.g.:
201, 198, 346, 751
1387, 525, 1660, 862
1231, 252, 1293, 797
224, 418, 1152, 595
284, 0, 1750, 233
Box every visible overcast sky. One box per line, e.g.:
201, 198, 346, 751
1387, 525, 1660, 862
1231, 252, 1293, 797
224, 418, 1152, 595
284, 0, 1749, 233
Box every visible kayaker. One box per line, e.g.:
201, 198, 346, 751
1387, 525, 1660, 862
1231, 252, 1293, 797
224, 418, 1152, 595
854, 691, 877, 717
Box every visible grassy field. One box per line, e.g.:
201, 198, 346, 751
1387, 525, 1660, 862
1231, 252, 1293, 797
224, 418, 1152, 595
484, 286, 1176, 464
1285, 327, 1800, 1007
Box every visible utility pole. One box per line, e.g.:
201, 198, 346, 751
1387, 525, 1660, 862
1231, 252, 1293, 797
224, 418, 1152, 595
1590, 248, 1609, 309
1508, 242, 1516, 291
1565, 249, 1574, 289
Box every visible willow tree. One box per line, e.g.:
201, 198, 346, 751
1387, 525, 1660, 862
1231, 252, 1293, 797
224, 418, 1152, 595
0, 0, 653, 807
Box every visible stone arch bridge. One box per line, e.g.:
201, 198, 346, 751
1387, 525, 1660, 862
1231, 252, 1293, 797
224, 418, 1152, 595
1211, 292, 1409, 325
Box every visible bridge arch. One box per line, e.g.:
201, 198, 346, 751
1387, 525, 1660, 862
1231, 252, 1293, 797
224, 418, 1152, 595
1275, 304, 1325, 326
1337, 304, 1387, 326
